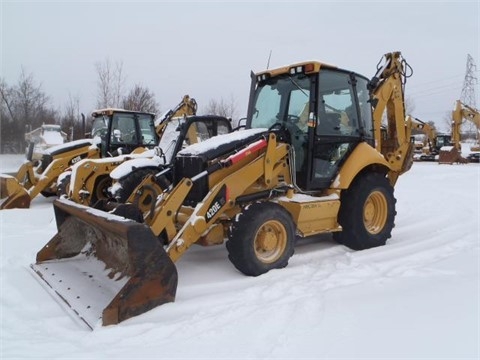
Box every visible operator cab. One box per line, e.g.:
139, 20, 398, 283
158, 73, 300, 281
160, 115, 232, 164
91, 109, 159, 157
247, 63, 374, 191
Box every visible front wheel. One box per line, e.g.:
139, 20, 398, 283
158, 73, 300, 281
226, 202, 295, 276
91, 175, 112, 205
113, 167, 164, 203
333, 173, 396, 250
57, 172, 71, 197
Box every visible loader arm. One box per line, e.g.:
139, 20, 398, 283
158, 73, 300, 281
158, 133, 290, 262
1, 140, 98, 209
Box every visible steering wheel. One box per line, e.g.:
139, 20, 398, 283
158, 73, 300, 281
287, 114, 300, 123
268, 122, 285, 132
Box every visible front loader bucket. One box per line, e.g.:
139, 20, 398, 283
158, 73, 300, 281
0, 175, 31, 209
31, 198, 178, 329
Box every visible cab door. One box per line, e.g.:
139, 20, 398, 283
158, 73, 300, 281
298, 70, 371, 191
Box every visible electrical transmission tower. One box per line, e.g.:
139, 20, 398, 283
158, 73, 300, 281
460, 54, 477, 108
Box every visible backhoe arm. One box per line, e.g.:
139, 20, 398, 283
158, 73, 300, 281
368, 52, 413, 184
409, 116, 437, 151
452, 100, 480, 149
155, 95, 198, 138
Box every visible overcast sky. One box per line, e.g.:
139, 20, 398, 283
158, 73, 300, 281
1, 1, 479, 131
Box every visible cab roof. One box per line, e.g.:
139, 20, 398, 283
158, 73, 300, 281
91, 108, 156, 117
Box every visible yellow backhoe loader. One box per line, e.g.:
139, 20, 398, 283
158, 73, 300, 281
0, 108, 160, 209
31, 51, 415, 329
60, 95, 203, 206
107, 114, 233, 212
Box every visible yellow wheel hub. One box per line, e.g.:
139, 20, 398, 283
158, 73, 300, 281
363, 190, 388, 235
95, 177, 111, 202
254, 220, 287, 264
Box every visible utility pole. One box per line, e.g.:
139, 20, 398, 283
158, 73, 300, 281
459, 54, 478, 140
460, 54, 477, 108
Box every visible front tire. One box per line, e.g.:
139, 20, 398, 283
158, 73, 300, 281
57, 173, 71, 197
333, 172, 396, 250
226, 202, 295, 276
91, 175, 112, 205
113, 167, 163, 203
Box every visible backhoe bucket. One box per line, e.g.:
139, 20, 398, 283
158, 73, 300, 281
438, 147, 468, 164
0, 175, 31, 209
31, 198, 178, 329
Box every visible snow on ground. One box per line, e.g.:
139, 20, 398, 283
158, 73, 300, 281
0, 151, 479, 359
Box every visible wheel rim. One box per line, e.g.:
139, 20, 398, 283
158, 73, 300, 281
94, 177, 112, 202
363, 190, 388, 235
254, 220, 287, 264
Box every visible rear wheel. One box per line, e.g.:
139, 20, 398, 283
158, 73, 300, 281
226, 202, 295, 276
333, 172, 396, 250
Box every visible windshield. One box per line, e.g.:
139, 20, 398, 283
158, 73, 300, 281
91, 116, 109, 140
42, 125, 62, 132
250, 74, 311, 130
158, 119, 183, 163
137, 114, 157, 145
436, 135, 451, 147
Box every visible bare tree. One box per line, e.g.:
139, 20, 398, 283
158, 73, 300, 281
61, 93, 84, 140
443, 111, 453, 134
405, 97, 415, 117
121, 84, 159, 114
0, 78, 17, 123
95, 58, 126, 108
202, 95, 238, 122
0, 69, 54, 152
16, 67, 51, 131
0, 78, 18, 153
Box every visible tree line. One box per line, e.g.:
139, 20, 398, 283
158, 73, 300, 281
0, 59, 239, 154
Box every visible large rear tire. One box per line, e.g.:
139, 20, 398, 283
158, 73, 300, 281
333, 172, 396, 250
226, 202, 295, 276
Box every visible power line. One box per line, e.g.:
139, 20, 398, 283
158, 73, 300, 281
412, 73, 465, 88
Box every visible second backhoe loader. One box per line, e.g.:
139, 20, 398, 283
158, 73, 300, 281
0, 108, 160, 209
31, 51, 415, 329
60, 95, 202, 206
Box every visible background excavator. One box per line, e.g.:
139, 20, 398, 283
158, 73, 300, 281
438, 100, 480, 164
59, 95, 204, 206
0, 108, 160, 209
31, 51, 416, 329
410, 118, 452, 162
